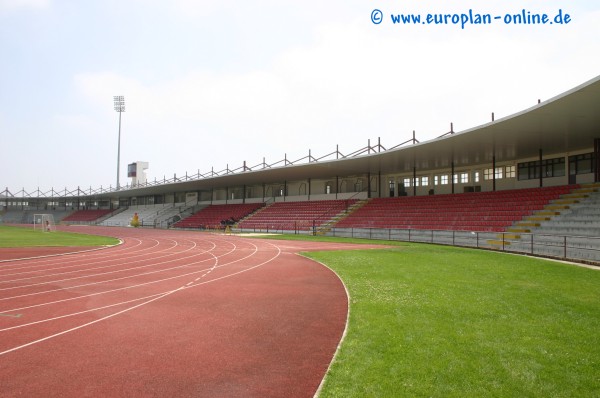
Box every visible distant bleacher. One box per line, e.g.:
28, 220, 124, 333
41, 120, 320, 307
100, 203, 187, 227
62, 209, 113, 223
334, 186, 576, 232
238, 199, 357, 232
174, 203, 265, 229
1, 209, 73, 224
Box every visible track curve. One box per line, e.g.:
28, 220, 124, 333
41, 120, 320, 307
0, 226, 360, 397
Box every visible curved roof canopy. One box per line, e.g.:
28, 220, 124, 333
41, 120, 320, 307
116, 75, 600, 197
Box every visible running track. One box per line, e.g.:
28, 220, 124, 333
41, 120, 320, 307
0, 226, 378, 397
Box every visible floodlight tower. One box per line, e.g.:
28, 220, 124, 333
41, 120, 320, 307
114, 96, 125, 190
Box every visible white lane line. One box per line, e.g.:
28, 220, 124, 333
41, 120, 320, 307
0, 237, 148, 271
0, 237, 282, 356
0, 241, 278, 332
0, 237, 159, 278
0, 238, 196, 286
0, 242, 217, 300
0, 239, 203, 291
0, 294, 164, 332
0, 239, 252, 313
0, 286, 186, 357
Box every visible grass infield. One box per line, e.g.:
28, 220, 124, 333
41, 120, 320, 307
261, 234, 600, 397
2, 228, 598, 395
0, 225, 119, 248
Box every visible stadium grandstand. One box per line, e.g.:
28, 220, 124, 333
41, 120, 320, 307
2, 75, 600, 263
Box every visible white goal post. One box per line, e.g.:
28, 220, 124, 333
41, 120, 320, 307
33, 214, 56, 232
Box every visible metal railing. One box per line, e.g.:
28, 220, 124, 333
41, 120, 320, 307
323, 227, 600, 265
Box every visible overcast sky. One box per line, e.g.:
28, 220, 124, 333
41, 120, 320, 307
1, 0, 599, 193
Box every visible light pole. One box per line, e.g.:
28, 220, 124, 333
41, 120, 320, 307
114, 96, 125, 190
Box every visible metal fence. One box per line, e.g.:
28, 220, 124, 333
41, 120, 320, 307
321, 227, 600, 265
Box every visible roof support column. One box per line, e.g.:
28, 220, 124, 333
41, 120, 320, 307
308, 178, 311, 200
492, 155, 496, 192
451, 162, 455, 194
595, 138, 600, 183
378, 171, 381, 198
336, 176, 339, 200
413, 167, 417, 196
539, 149, 543, 188
243, 185, 246, 204
367, 172, 371, 199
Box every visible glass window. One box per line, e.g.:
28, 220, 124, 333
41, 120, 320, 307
517, 157, 565, 180
505, 165, 516, 178
494, 167, 503, 179
483, 168, 493, 180
569, 153, 594, 175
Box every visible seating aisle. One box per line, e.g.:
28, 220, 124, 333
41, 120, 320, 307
174, 203, 265, 229
238, 200, 357, 232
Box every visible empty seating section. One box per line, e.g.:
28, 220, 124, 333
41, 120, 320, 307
1, 209, 73, 224
62, 209, 113, 222
238, 200, 357, 231
100, 203, 185, 227
174, 203, 265, 229
336, 186, 575, 232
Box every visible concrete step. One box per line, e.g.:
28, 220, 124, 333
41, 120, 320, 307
487, 239, 511, 246
497, 233, 521, 239
526, 216, 552, 221
516, 222, 540, 227
545, 204, 570, 211
572, 187, 598, 194
508, 227, 531, 233
552, 198, 580, 205
561, 193, 589, 199
534, 210, 561, 216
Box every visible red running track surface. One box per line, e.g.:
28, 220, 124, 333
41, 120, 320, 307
0, 226, 379, 397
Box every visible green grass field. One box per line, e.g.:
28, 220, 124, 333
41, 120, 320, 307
0, 225, 119, 247
260, 234, 600, 397
3, 227, 598, 396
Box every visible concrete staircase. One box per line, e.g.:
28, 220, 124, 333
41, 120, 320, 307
234, 203, 271, 227
316, 199, 368, 235
507, 183, 600, 237
488, 184, 600, 262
